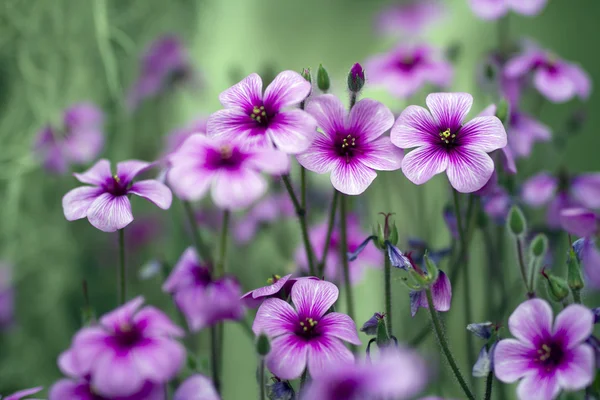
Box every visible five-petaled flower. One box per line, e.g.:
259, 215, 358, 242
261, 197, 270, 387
391, 92, 507, 193
494, 299, 594, 400
252, 279, 361, 380
62, 159, 172, 232
297, 94, 403, 195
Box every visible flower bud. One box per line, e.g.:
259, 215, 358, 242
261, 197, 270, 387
317, 64, 330, 92
267, 378, 295, 400
473, 345, 492, 377
376, 223, 386, 249
300, 67, 312, 83
495, 98, 510, 125
467, 322, 494, 340
388, 223, 399, 247
423, 252, 440, 284
529, 233, 548, 258
541, 269, 570, 302
347, 63, 365, 93
567, 248, 585, 291
256, 333, 271, 356
360, 312, 384, 336
507, 206, 526, 236
376, 314, 393, 348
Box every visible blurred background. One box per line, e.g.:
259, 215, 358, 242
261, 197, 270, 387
1, 0, 599, 398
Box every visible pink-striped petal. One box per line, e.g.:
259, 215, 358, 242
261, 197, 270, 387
505, 51, 539, 78
554, 304, 594, 347
206, 108, 265, 146
246, 149, 290, 175
330, 159, 377, 195
360, 136, 403, 171
305, 94, 346, 135
347, 98, 394, 142
560, 208, 598, 238
62, 186, 103, 221
318, 312, 361, 345
86, 193, 134, 232
211, 168, 266, 210
291, 279, 338, 319
263, 70, 311, 110
296, 134, 336, 174
266, 334, 308, 380
219, 73, 263, 111
100, 296, 145, 329
494, 339, 535, 383
306, 335, 355, 377
267, 109, 316, 154
460, 116, 507, 152
516, 372, 560, 400
556, 345, 595, 391
446, 148, 494, 193
521, 172, 558, 207
73, 159, 111, 185
565, 63, 591, 100
571, 173, 600, 209
253, 298, 298, 337
390, 105, 438, 149
402, 145, 448, 185
508, 298, 553, 347
426, 93, 473, 132
129, 180, 172, 210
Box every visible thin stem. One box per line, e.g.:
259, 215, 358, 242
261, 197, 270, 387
300, 166, 307, 210
573, 290, 582, 304
318, 190, 339, 277
384, 250, 392, 337
528, 257, 539, 295
497, 15, 510, 57
516, 237, 534, 298
118, 229, 126, 304
484, 370, 494, 400
349, 92, 357, 109
282, 174, 316, 275
210, 326, 220, 393
425, 289, 475, 400
182, 200, 213, 264
339, 193, 356, 350
259, 358, 266, 400
216, 210, 231, 277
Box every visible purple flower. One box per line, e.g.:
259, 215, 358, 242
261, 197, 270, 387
167, 135, 289, 210
561, 208, 600, 288
505, 48, 591, 103
409, 270, 452, 317
297, 94, 402, 195
127, 35, 194, 110
162, 247, 244, 331
1, 387, 43, 400
483, 187, 512, 223
296, 215, 382, 284
207, 71, 316, 153
303, 346, 427, 400
469, 0, 547, 20
365, 44, 453, 99
522, 171, 600, 229
360, 312, 385, 335
508, 111, 552, 158
252, 279, 361, 379
241, 274, 293, 308
34, 103, 104, 174
374, 0, 446, 37
494, 299, 594, 400
234, 192, 294, 244
62, 159, 172, 232
49, 379, 163, 400
174, 374, 219, 400
0, 263, 14, 330
165, 118, 208, 155
58, 296, 185, 397
392, 93, 507, 193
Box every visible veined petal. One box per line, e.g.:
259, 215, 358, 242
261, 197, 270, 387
582, 239, 600, 289
560, 208, 598, 238
246, 149, 290, 175
521, 172, 558, 207
553, 304, 594, 348
62, 186, 103, 221
253, 298, 298, 337
459, 116, 507, 152
330, 159, 377, 195
267, 109, 317, 154
211, 168, 266, 210
305, 94, 346, 135
266, 334, 308, 380
4, 387, 44, 400
174, 374, 220, 400
291, 279, 338, 320
390, 105, 438, 148
318, 312, 361, 345
206, 109, 265, 146
505, 51, 539, 78
493, 339, 535, 383
508, 298, 553, 347
307, 335, 355, 377
167, 164, 215, 202
401, 145, 448, 185
116, 160, 152, 184
100, 296, 145, 330
447, 147, 494, 193
426, 92, 473, 132
534, 67, 576, 103
264, 70, 311, 110
347, 98, 394, 142
73, 158, 111, 185
565, 63, 591, 100
219, 73, 263, 111
296, 133, 336, 174
86, 193, 134, 232
556, 345, 595, 390
430, 271, 452, 312
516, 372, 560, 400
129, 180, 172, 210
359, 137, 403, 171
571, 173, 600, 209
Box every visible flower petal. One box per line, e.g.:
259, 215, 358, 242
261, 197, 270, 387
565, 63, 591, 100
253, 298, 298, 337
116, 160, 152, 184
219, 73, 263, 111
330, 159, 377, 195
556, 344, 595, 390
296, 133, 336, 174
426, 92, 473, 132
459, 116, 507, 152
534, 67, 576, 103
560, 208, 598, 238
291, 279, 338, 319
86, 193, 134, 232
505, 51, 539, 78
99, 296, 145, 330
306, 335, 355, 377
521, 172, 558, 207
131, 337, 185, 382
211, 168, 266, 210
266, 333, 308, 380
516, 372, 561, 400
390, 105, 438, 148
305, 94, 346, 135
91, 350, 145, 397
582, 240, 600, 289
174, 374, 220, 400
468, 0, 509, 20
267, 109, 316, 154
206, 108, 268, 147
246, 149, 290, 175
508, 0, 547, 15
318, 312, 361, 345
401, 145, 448, 185
446, 148, 494, 193
73, 159, 111, 185
167, 160, 215, 202
359, 136, 404, 171
508, 298, 553, 347
347, 98, 394, 142
64, 129, 104, 164
4, 387, 44, 400
264, 70, 311, 110
553, 304, 594, 347
430, 270, 452, 312
493, 339, 536, 383
571, 174, 600, 209
134, 305, 185, 337
129, 180, 172, 210
62, 186, 103, 221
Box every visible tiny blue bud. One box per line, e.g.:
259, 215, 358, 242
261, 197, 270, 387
473, 346, 492, 378
385, 242, 411, 270
267, 378, 295, 400
347, 235, 377, 262
467, 322, 494, 340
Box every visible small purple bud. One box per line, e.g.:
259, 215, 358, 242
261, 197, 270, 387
360, 312, 385, 336
385, 242, 411, 270
347, 63, 365, 93
572, 238, 586, 262
591, 308, 600, 324
267, 377, 295, 400
467, 322, 495, 340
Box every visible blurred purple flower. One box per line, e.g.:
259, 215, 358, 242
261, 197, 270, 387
360, 312, 385, 335
494, 299, 594, 400
506, 48, 591, 103
127, 35, 195, 110
162, 247, 245, 331
252, 279, 361, 380
469, 0, 547, 20
409, 270, 452, 317
58, 296, 185, 398
207, 71, 316, 153
561, 208, 600, 288
234, 192, 294, 244
2, 387, 43, 400
303, 346, 427, 400
0, 263, 14, 330
375, 0, 446, 37
49, 379, 163, 400
443, 206, 459, 239
483, 187, 512, 223
522, 171, 600, 229
63, 159, 172, 232
174, 374, 219, 400
122, 214, 164, 253
392, 93, 507, 193
506, 110, 551, 158
165, 118, 208, 155
34, 103, 104, 174
297, 94, 402, 195
365, 44, 453, 99
296, 214, 382, 284
167, 135, 289, 210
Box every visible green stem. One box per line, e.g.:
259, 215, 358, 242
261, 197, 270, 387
216, 210, 230, 277
300, 166, 307, 210
93, 0, 121, 102
384, 250, 392, 337
182, 200, 213, 264
299, 369, 308, 392
282, 174, 316, 275
516, 237, 534, 298
498, 15, 510, 57
484, 370, 494, 400
259, 358, 266, 400
210, 326, 220, 393
425, 289, 475, 400
528, 257, 539, 295
339, 193, 356, 350
572, 289, 582, 304
318, 190, 339, 277
349, 92, 357, 109
118, 229, 126, 304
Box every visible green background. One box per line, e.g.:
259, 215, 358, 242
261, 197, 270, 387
0, 0, 598, 398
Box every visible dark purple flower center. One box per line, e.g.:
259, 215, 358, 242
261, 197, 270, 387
536, 342, 564, 369
397, 53, 423, 72
104, 175, 129, 196
297, 317, 320, 338
438, 128, 458, 148
335, 133, 360, 164
113, 322, 143, 348
328, 377, 360, 399
250, 104, 271, 127
206, 145, 247, 170
192, 265, 212, 286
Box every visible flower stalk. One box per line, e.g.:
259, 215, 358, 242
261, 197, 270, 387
339, 193, 356, 349
384, 243, 392, 337
182, 200, 213, 264
118, 228, 126, 304
319, 189, 340, 277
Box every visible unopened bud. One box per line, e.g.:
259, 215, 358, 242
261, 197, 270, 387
541, 269, 570, 302
317, 64, 330, 92
529, 234, 548, 258
347, 63, 365, 93
496, 98, 510, 125
567, 248, 585, 291
507, 206, 526, 236
256, 333, 271, 356
423, 252, 440, 284
300, 67, 312, 83
376, 314, 393, 348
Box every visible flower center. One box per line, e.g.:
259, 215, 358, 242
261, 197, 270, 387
105, 174, 129, 196
250, 105, 269, 126
192, 265, 212, 286
220, 145, 233, 160
114, 322, 143, 347
338, 134, 358, 164
298, 317, 319, 337
397, 53, 422, 72
536, 342, 564, 369
439, 128, 457, 147
267, 274, 281, 285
